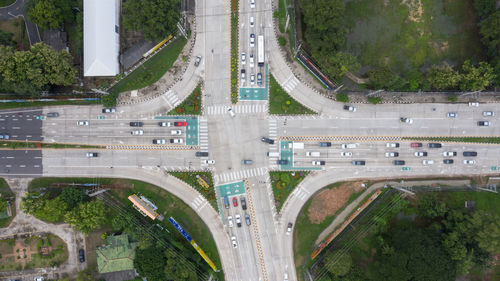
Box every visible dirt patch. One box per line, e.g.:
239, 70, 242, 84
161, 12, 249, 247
307, 181, 364, 224
402, 0, 424, 23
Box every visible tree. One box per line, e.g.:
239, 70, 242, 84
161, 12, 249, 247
323, 250, 352, 277
0, 30, 15, 47
459, 60, 495, 90
426, 63, 460, 90
64, 200, 107, 234
28, 0, 72, 30
165, 250, 198, 280
367, 67, 405, 90
321, 52, 360, 81
35, 197, 68, 222
123, 0, 181, 42
480, 11, 500, 54
468, 211, 500, 254
59, 187, 88, 210
418, 193, 447, 218
0, 200, 7, 212
134, 246, 166, 280
75, 268, 95, 281
473, 0, 497, 19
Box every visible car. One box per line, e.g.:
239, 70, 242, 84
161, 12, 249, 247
483, 111, 494, 117
257, 72, 262, 85
447, 112, 457, 118
352, 160, 366, 166
443, 159, 454, 164
428, 143, 442, 148
393, 160, 405, 165
170, 138, 183, 144
249, 54, 255, 68
250, 74, 255, 85
195, 151, 209, 157
203, 159, 215, 164
261, 137, 275, 144
194, 55, 202, 66
86, 152, 98, 158
443, 151, 457, 157
385, 152, 399, 157
158, 122, 171, 127
341, 152, 352, 157
343, 105, 356, 112
241, 52, 246, 65
231, 236, 238, 248
478, 121, 490, 126
422, 160, 434, 165
152, 139, 166, 144
386, 143, 400, 148
241, 197, 247, 210
228, 107, 236, 117
319, 142, 332, 147
463, 151, 477, 157
129, 121, 143, 127
250, 17, 254, 27
77, 120, 89, 126
242, 159, 253, 165
34, 277, 45, 281
102, 108, 116, 113
312, 160, 326, 166
131, 130, 143, 135
46, 112, 59, 117
250, 0, 255, 8
241, 69, 246, 84
0, 134, 9, 140
277, 159, 289, 165
414, 151, 428, 157
233, 197, 238, 207
469, 102, 479, 107
410, 142, 423, 148
228, 216, 234, 227
464, 159, 476, 165
78, 249, 85, 263
235, 214, 242, 227
245, 213, 251, 225
284, 273, 289, 281
342, 143, 357, 149
171, 130, 182, 135
400, 117, 413, 124
174, 121, 187, 127
286, 222, 293, 235
250, 34, 255, 47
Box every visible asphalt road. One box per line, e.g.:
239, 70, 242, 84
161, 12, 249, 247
0, 108, 43, 141
0, 150, 42, 176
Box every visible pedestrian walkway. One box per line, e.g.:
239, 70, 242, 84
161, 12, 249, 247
162, 90, 181, 108
198, 117, 209, 151
267, 119, 278, 166
191, 194, 208, 212
214, 167, 268, 183
282, 74, 300, 93
205, 104, 267, 115
290, 185, 311, 201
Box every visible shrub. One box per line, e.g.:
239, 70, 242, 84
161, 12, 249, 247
278, 36, 286, 46
336, 92, 349, 103
368, 97, 382, 104
447, 95, 458, 102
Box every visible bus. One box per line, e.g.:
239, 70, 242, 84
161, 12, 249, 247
257, 35, 264, 67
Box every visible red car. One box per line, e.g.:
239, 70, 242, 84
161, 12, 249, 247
410, 143, 423, 148
174, 121, 187, 127
232, 197, 238, 207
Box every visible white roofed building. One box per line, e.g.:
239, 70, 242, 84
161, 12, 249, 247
84, 0, 120, 77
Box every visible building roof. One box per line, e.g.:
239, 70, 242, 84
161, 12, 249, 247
97, 234, 138, 273
128, 194, 159, 220
83, 0, 119, 76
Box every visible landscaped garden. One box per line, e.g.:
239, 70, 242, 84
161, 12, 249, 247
270, 171, 309, 212
269, 74, 315, 115
0, 178, 14, 228
168, 83, 202, 115
230, 0, 239, 103
169, 171, 217, 209
402, 136, 500, 144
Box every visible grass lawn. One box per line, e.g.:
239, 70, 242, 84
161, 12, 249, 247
169, 172, 217, 210
109, 37, 187, 95
344, 0, 485, 75
0, 0, 15, 7
440, 191, 500, 216
277, 0, 286, 33
0, 141, 103, 150
269, 74, 316, 115
168, 83, 201, 115
230, 0, 239, 103
0, 178, 15, 228
0, 100, 100, 110
402, 136, 500, 144
270, 171, 309, 213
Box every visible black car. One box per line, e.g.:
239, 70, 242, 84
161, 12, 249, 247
240, 196, 247, 210
428, 143, 442, 148
277, 159, 288, 165
477, 121, 490, 126
46, 112, 59, 117
195, 151, 209, 157
318, 142, 332, 147
261, 137, 275, 144
78, 249, 85, 263
443, 159, 454, 164
352, 160, 366, 166
463, 151, 477, 157
393, 160, 405, 165
129, 122, 143, 127
102, 108, 116, 113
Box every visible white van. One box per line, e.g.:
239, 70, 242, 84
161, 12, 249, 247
341, 143, 357, 149
267, 152, 280, 157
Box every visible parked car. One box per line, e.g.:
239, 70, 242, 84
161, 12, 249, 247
78, 249, 85, 263
86, 152, 98, 158
443, 151, 457, 157
233, 197, 238, 207
194, 55, 202, 66
240, 196, 247, 210
102, 108, 116, 113
319, 142, 332, 147
77, 120, 89, 126
129, 121, 143, 127
174, 121, 187, 127
443, 159, 454, 164
447, 112, 457, 118
343, 105, 356, 112
131, 130, 143, 135
170, 138, 183, 144
158, 122, 171, 127
422, 160, 434, 165
414, 151, 428, 157
393, 160, 405, 165
410, 142, 423, 148
286, 222, 293, 235
463, 151, 477, 157
386, 143, 399, 148
464, 159, 476, 165
261, 137, 274, 144
400, 117, 413, 124
385, 152, 399, 157
46, 112, 59, 117
312, 160, 326, 166
428, 143, 442, 148
277, 159, 289, 165
478, 121, 490, 126
352, 160, 366, 166
483, 111, 494, 117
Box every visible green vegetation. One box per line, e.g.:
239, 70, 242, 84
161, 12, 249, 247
27, 0, 73, 30
230, 0, 239, 103
402, 136, 500, 144
0, 30, 15, 47
367, 96, 382, 104
277, 0, 286, 33
269, 74, 316, 115
0, 0, 15, 7
168, 83, 201, 115
278, 36, 286, 46
0, 178, 15, 228
270, 171, 309, 213
0, 140, 103, 149
122, 0, 180, 42
105, 37, 187, 107
169, 172, 216, 209
335, 92, 349, 103
134, 246, 197, 280
0, 99, 100, 110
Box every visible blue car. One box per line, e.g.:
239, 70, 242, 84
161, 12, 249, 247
0, 134, 9, 140
257, 73, 262, 85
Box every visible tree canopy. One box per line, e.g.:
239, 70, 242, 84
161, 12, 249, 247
64, 200, 107, 234
28, 0, 73, 30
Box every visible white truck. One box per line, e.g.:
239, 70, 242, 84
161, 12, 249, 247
289, 142, 304, 149
341, 143, 357, 149
306, 151, 320, 157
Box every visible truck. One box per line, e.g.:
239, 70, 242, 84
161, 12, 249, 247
306, 151, 320, 157
341, 143, 357, 149
289, 142, 304, 149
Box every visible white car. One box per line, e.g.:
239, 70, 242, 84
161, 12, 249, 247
228, 216, 234, 227
286, 222, 293, 235
250, 0, 255, 8
152, 139, 166, 144
414, 151, 427, 157
443, 151, 457, 157
250, 17, 254, 27
386, 143, 400, 148
170, 138, 183, 144
250, 34, 255, 47
171, 130, 182, 135
203, 160, 215, 164
385, 152, 399, 157
77, 120, 89, 126
250, 74, 255, 85
447, 112, 457, 118
340, 152, 352, 157
343, 105, 356, 112
86, 152, 98, 158
231, 236, 238, 248
464, 159, 476, 165
235, 214, 242, 227
311, 160, 325, 166
400, 117, 413, 124
469, 102, 479, 107
249, 54, 254, 68
131, 130, 143, 135
159, 122, 171, 127
483, 111, 494, 117
227, 107, 236, 117
241, 52, 246, 65
422, 160, 434, 165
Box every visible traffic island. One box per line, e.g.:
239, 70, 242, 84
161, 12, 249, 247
269, 74, 316, 115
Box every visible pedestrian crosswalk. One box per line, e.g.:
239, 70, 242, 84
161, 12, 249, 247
268, 118, 278, 152
282, 75, 299, 93
214, 167, 268, 183
206, 104, 267, 115
191, 194, 208, 212
162, 90, 181, 108
291, 185, 310, 201
198, 117, 209, 151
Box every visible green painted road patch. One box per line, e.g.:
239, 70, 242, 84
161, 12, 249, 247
217, 181, 245, 197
